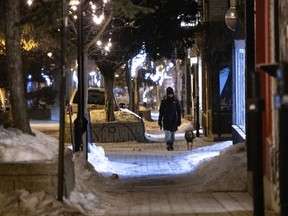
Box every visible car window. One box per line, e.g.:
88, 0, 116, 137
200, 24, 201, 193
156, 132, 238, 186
72, 89, 105, 105
88, 90, 105, 105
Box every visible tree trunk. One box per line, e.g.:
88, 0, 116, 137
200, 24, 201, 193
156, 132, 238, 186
125, 61, 133, 111
134, 77, 139, 113
103, 76, 115, 122
5, 0, 32, 134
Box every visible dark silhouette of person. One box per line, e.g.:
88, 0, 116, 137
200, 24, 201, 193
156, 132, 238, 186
158, 87, 181, 151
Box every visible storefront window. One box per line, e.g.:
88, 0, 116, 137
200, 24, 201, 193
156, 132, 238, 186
233, 40, 245, 132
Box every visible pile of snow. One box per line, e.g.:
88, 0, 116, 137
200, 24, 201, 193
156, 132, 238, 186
189, 142, 247, 192
0, 190, 85, 216
87, 144, 139, 177
175, 141, 233, 172
0, 126, 58, 162
89, 109, 141, 123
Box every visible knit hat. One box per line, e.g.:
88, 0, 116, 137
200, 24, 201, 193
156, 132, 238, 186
166, 87, 174, 95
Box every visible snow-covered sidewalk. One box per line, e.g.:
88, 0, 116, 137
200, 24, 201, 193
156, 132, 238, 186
0, 125, 255, 215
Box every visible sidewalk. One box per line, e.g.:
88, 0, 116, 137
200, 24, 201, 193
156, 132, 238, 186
90, 137, 276, 216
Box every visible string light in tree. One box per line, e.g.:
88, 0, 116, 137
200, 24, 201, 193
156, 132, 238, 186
96, 37, 112, 54
86, 0, 113, 54
27, 0, 33, 6
69, 0, 107, 25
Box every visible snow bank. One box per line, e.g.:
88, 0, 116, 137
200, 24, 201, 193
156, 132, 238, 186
0, 126, 58, 162
0, 189, 85, 216
190, 142, 247, 192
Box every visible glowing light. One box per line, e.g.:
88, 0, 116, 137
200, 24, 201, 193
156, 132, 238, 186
44, 76, 51, 86
131, 52, 147, 77
0, 39, 5, 55
190, 57, 198, 65
21, 39, 38, 51
47, 52, 52, 58
69, 0, 79, 6
104, 45, 110, 51
73, 70, 78, 84
93, 14, 105, 25
96, 40, 102, 46
27, 0, 33, 6
107, 41, 112, 47
91, 4, 96, 10
89, 71, 96, 76
71, 5, 77, 11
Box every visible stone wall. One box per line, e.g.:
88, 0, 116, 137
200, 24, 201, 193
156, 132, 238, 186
90, 121, 147, 143
0, 149, 75, 198
65, 120, 147, 143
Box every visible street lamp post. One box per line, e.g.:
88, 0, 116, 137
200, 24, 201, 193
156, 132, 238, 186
74, 0, 87, 153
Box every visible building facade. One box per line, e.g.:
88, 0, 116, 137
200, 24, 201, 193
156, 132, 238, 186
196, 0, 288, 214
198, 0, 234, 141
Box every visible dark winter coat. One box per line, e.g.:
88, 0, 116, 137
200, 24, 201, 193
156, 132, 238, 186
158, 95, 181, 132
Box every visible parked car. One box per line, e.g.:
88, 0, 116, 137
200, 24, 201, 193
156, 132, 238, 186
67, 87, 141, 119
68, 87, 108, 114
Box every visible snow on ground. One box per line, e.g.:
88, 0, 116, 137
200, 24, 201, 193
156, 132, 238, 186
192, 142, 247, 191
0, 126, 58, 162
0, 126, 247, 215
172, 141, 247, 192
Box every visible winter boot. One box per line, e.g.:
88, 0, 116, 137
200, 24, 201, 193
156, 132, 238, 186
166, 142, 172, 151
170, 142, 174, 151
167, 142, 173, 151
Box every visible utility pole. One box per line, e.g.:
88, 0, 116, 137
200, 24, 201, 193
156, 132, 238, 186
58, 0, 67, 201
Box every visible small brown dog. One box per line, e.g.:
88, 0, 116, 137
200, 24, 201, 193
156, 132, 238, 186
185, 130, 195, 150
